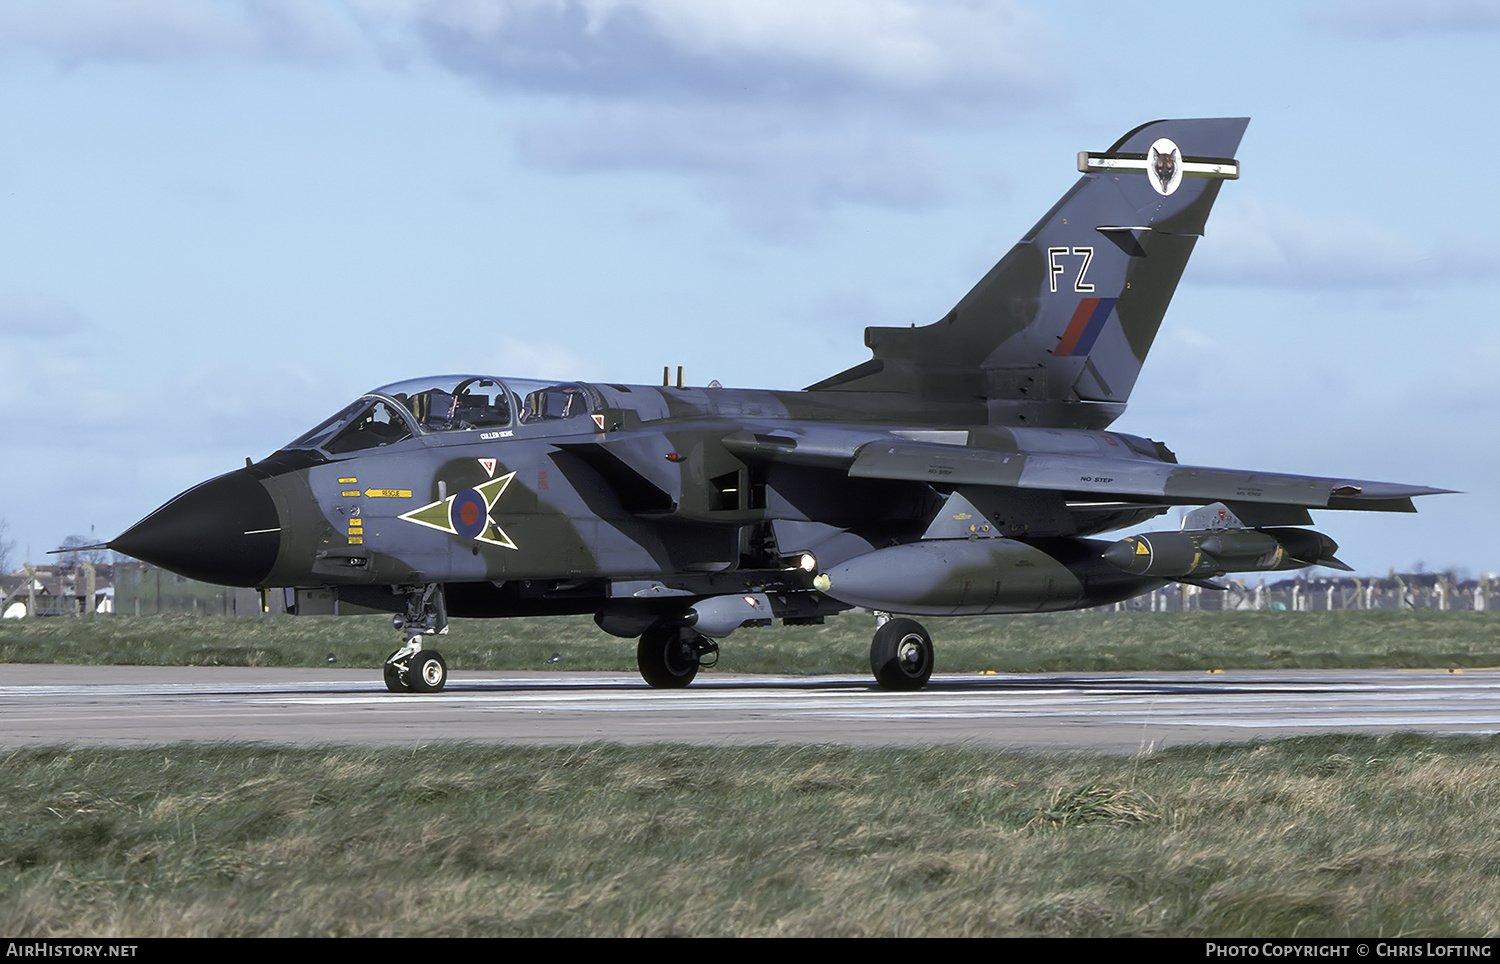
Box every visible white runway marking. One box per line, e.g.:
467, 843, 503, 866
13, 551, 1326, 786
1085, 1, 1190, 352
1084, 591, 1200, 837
1, 667, 1495, 752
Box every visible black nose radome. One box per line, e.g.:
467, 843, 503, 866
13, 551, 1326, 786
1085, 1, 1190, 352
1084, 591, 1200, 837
111, 469, 280, 588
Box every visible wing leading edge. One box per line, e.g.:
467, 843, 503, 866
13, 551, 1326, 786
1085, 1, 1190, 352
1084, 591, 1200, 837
846, 441, 1450, 513
581, 426, 1448, 520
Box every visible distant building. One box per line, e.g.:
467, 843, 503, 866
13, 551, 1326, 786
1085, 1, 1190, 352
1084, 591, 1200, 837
111, 562, 284, 616
2, 562, 283, 617
1, 562, 113, 617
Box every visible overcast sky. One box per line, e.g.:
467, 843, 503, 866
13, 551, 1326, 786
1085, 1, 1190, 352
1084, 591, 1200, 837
2, 0, 1497, 577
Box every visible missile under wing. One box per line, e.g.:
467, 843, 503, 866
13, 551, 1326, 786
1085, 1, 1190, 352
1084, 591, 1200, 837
109, 118, 1450, 692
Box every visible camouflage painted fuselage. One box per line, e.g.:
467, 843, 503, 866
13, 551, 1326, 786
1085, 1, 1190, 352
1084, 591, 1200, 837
109, 118, 1448, 690
239, 379, 1179, 625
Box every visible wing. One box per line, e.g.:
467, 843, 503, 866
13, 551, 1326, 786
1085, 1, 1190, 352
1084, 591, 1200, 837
841, 439, 1452, 514
559, 424, 1449, 537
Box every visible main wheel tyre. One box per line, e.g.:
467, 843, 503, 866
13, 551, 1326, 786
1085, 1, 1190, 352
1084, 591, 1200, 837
870, 618, 934, 691
637, 626, 700, 688
407, 650, 448, 694
384, 650, 411, 693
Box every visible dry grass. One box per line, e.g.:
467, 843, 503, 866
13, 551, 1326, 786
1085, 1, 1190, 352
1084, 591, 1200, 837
2, 735, 1498, 937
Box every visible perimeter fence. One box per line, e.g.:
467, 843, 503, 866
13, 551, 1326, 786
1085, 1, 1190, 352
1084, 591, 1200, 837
1119, 573, 1496, 612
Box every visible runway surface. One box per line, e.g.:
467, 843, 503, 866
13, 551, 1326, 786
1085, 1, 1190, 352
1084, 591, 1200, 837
2, 665, 1497, 752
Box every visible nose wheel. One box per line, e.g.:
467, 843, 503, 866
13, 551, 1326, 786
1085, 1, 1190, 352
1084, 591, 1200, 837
870, 617, 934, 690
383, 655, 407, 693
384, 645, 448, 693
384, 584, 450, 694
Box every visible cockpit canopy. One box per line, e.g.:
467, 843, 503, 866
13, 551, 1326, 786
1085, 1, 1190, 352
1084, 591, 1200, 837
284, 374, 592, 454
380, 375, 515, 433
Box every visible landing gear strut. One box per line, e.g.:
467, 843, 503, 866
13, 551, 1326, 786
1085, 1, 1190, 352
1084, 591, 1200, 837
637, 624, 718, 688
870, 616, 934, 691
384, 584, 450, 694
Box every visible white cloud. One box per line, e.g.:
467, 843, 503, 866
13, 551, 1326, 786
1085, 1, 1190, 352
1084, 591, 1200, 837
390, 0, 1061, 216
0, 0, 371, 66
514, 102, 947, 227
1192, 196, 1496, 289
1, 1, 1062, 219
397, 0, 1057, 107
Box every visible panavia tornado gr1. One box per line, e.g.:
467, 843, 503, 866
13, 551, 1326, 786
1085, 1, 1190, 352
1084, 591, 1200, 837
109, 118, 1449, 692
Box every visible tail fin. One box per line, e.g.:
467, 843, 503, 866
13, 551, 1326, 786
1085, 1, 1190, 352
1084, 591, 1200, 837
808, 118, 1248, 427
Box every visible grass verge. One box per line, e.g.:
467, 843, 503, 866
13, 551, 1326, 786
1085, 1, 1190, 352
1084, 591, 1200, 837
2, 735, 1498, 937
2, 609, 1499, 674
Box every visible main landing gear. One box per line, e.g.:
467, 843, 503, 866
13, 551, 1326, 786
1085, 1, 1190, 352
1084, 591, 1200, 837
385, 584, 450, 694
632, 613, 934, 691
636, 624, 719, 689
869, 615, 934, 691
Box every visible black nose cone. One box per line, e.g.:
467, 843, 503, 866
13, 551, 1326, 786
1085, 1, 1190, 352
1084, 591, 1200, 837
111, 469, 280, 587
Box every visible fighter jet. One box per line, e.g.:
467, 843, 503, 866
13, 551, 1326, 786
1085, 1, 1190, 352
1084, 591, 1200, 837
108, 118, 1448, 693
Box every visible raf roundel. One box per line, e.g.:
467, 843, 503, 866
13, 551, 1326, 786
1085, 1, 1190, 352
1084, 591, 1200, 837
396, 470, 517, 549
449, 489, 490, 540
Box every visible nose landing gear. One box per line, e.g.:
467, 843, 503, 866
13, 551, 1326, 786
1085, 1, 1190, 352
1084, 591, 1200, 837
384, 584, 450, 694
